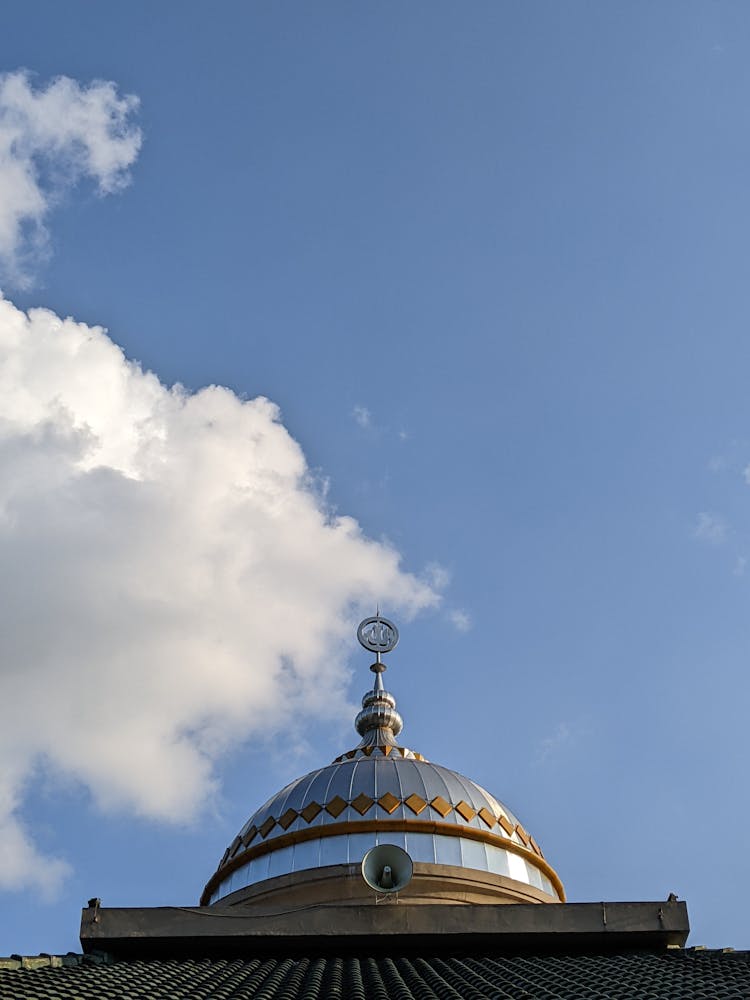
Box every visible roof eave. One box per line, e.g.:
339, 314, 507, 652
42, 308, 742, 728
80, 899, 690, 959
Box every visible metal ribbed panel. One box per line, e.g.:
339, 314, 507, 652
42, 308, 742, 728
206, 752, 559, 907
226, 757, 531, 850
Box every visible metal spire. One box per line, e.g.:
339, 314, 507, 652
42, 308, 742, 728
332, 614, 426, 763
354, 614, 403, 747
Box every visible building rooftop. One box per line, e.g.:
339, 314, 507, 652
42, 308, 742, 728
2, 949, 749, 1000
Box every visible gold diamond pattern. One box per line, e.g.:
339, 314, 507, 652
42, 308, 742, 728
430, 795, 452, 817
498, 815, 514, 836
478, 807, 496, 829
325, 795, 347, 818
404, 793, 427, 815
278, 808, 298, 830
219, 792, 542, 890
300, 802, 322, 823
328, 745, 429, 762
351, 792, 374, 815
378, 792, 400, 814
455, 800, 476, 822
259, 817, 276, 838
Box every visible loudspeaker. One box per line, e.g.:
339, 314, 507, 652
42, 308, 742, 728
361, 844, 413, 894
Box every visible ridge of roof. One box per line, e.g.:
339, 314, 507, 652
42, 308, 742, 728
0, 952, 112, 971
3, 946, 748, 966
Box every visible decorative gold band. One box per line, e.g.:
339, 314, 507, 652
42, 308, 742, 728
200, 818, 565, 905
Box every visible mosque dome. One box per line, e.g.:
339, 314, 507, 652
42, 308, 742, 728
200, 617, 564, 908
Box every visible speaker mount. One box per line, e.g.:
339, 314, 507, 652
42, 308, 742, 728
361, 844, 413, 902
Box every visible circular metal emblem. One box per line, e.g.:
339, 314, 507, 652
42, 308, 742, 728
357, 616, 399, 654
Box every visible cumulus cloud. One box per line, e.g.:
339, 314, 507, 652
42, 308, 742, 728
0, 783, 71, 899
693, 511, 727, 544
535, 723, 572, 765
423, 562, 451, 590
0, 70, 141, 284
352, 405, 371, 429
0, 295, 439, 893
448, 609, 472, 632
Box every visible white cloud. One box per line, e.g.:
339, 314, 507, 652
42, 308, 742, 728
0, 70, 141, 285
352, 405, 371, 429
734, 556, 747, 577
0, 295, 439, 892
693, 511, 727, 545
448, 609, 472, 632
0, 780, 71, 899
535, 723, 572, 764
423, 562, 451, 590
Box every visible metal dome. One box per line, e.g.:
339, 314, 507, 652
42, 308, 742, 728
201, 617, 564, 906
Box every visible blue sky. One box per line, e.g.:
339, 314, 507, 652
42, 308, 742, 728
1, 1, 749, 952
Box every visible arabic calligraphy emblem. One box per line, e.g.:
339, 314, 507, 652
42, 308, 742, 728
357, 616, 399, 655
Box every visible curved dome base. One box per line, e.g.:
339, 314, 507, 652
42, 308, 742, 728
214, 862, 558, 910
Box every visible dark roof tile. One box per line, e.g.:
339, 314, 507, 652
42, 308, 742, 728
1, 950, 749, 999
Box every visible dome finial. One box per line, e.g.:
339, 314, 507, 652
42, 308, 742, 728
354, 614, 403, 747
356, 612, 399, 665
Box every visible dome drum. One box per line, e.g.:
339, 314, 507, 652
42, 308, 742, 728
211, 860, 559, 910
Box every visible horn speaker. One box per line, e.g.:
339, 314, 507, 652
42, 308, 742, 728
361, 844, 413, 894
